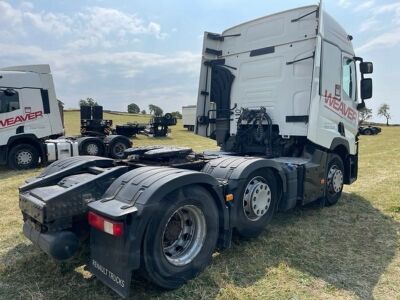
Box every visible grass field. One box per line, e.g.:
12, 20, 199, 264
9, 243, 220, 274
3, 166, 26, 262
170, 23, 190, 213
0, 112, 399, 299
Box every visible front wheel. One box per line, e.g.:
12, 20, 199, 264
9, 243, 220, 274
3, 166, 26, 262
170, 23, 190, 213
7, 144, 39, 170
235, 169, 278, 238
324, 154, 344, 206
141, 185, 219, 289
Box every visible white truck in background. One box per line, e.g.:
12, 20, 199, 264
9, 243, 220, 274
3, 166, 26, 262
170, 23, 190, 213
19, 3, 373, 298
182, 105, 197, 131
0, 65, 131, 170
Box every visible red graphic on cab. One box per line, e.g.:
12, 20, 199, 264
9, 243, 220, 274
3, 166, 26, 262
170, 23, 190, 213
0, 111, 43, 128
323, 90, 357, 122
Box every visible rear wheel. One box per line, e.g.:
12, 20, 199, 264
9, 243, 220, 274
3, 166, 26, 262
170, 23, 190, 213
109, 139, 131, 159
324, 154, 344, 206
235, 169, 278, 238
80, 140, 104, 156
141, 185, 219, 289
7, 143, 39, 170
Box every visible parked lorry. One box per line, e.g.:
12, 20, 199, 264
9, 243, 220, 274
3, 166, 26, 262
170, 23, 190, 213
359, 125, 381, 135
18, 3, 373, 298
0, 65, 131, 169
182, 105, 197, 131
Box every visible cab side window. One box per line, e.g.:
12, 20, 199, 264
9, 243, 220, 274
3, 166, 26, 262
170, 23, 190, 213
342, 58, 356, 100
0, 89, 20, 113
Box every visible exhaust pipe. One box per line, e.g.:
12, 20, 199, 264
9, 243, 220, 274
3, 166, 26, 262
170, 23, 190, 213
23, 222, 79, 261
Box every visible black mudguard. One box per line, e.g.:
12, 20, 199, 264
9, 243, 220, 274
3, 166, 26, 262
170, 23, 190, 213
202, 156, 291, 214
103, 135, 132, 158
202, 156, 288, 192
88, 166, 228, 298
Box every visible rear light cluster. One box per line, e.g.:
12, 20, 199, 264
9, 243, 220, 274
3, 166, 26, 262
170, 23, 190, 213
88, 211, 124, 237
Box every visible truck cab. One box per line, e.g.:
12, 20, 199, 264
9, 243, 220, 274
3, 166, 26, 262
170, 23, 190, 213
196, 4, 373, 183
0, 65, 64, 168
0, 65, 132, 169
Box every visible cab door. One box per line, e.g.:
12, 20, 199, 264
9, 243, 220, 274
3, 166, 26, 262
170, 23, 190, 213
308, 40, 359, 155
0, 88, 23, 145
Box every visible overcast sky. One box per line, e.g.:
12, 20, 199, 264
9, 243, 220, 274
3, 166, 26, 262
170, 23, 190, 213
0, 0, 399, 123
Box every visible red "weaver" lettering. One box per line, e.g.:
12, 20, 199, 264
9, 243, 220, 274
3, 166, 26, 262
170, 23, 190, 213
323, 90, 357, 122
0, 111, 43, 128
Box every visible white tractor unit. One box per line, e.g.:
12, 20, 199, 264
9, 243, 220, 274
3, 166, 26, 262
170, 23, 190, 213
0, 65, 131, 169
18, 4, 372, 298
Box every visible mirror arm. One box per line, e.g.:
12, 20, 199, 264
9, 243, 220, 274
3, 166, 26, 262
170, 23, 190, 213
354, 56, 366, 80
354, 56, 363, 63
357, 100, 366, 111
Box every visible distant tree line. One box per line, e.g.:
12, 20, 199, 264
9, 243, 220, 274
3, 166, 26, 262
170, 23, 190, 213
79, 97, 98, 107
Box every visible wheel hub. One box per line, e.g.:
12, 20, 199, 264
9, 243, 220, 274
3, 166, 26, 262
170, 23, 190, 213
243, 176, 272, 221
86, 143, 99, 155
162, 205, 206, 266
113, 142, 126, 158
327, 165, 343, 193
16, 150, 33, 165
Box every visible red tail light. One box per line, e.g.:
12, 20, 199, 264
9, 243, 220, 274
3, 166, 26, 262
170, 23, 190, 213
88, 211, 124, 237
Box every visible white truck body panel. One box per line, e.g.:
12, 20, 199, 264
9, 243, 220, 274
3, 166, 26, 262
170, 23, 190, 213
182, 105, 197, 128
0, 64, 51, 74
197, 5, 359, 155
197, 5, 318, 138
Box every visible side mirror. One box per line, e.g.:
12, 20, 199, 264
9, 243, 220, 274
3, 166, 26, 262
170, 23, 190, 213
361, 78, 373, 100
360, 62, 373, 74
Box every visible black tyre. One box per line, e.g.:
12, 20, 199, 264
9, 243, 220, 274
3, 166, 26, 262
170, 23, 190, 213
164, 113, 173, 120
235, 169, 278, 238
80, 140, 104, 156
363, 128, 372, 135
324, 154, 344, 206
141, 185, 219, 289
7, 143, 39, 170
108, 138, 131, 159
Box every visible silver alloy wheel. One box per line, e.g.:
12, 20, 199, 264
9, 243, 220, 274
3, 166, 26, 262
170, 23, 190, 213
86, 143, 99, 156
243, 176, 272, 221
162, 205, 207, 267
327, 165, 344, 193
113, 142, 127, 158
16, 150, 33, 165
